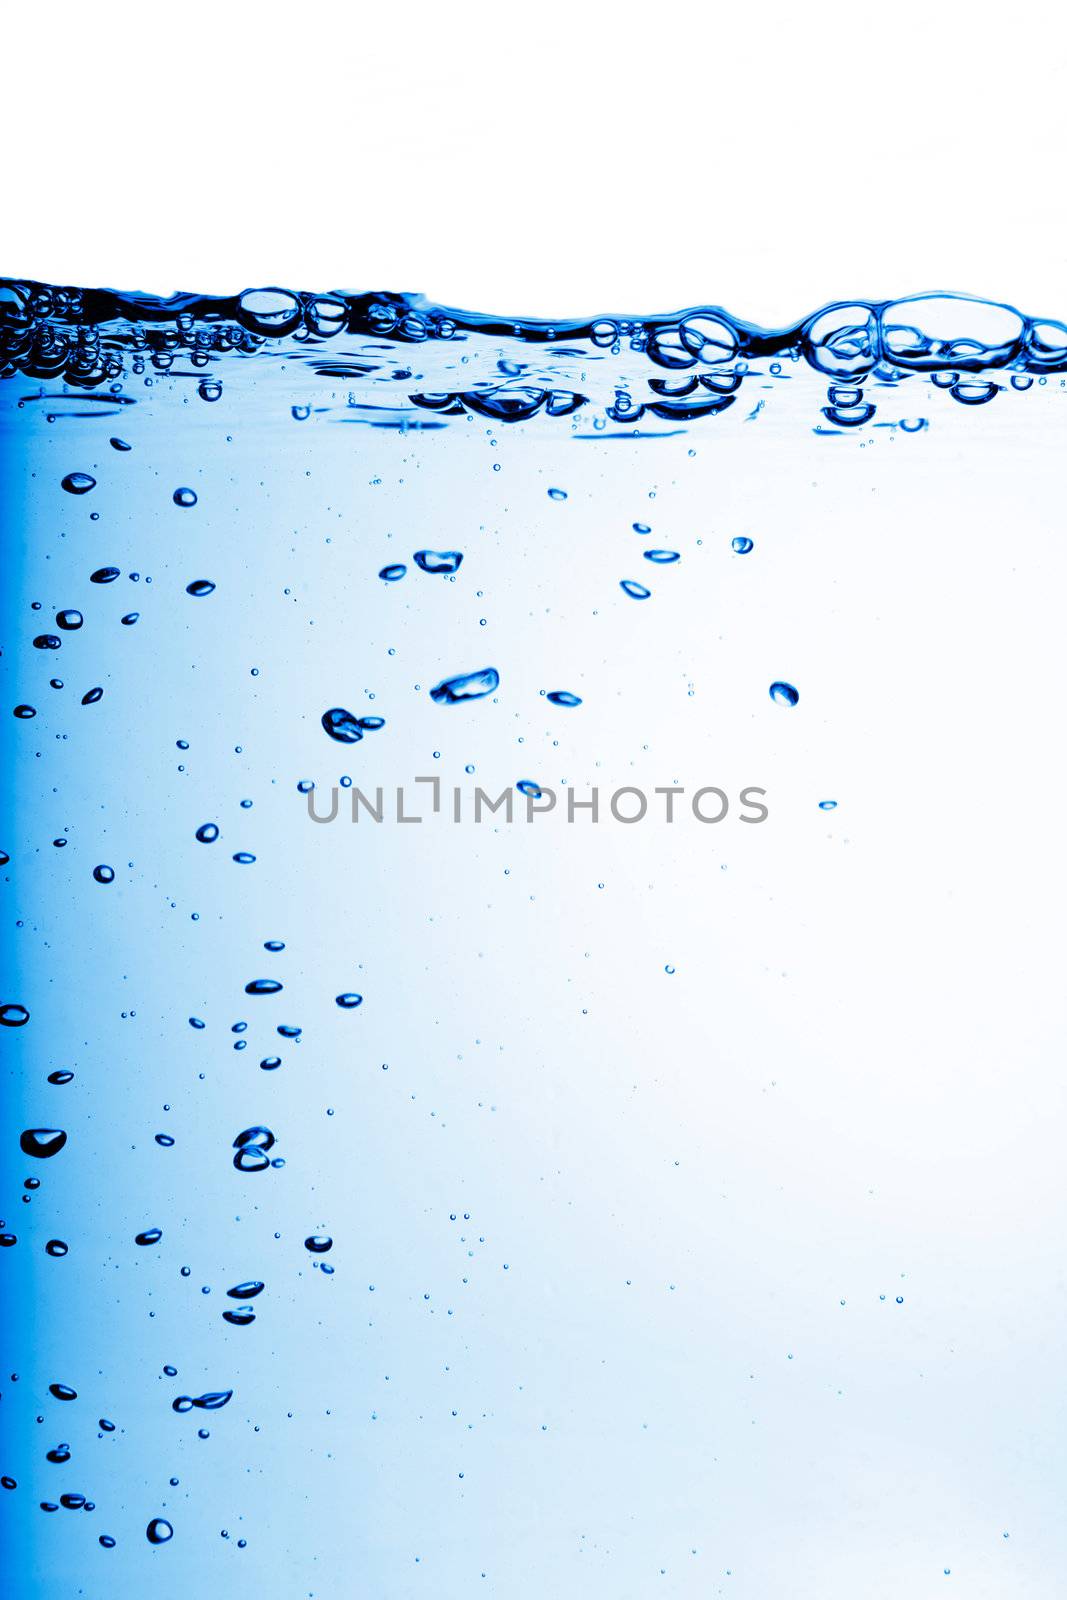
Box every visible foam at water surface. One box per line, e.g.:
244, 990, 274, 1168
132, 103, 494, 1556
3, 281, 1066, 429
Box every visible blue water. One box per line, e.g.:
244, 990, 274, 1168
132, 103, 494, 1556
2, 281, 1066, 1597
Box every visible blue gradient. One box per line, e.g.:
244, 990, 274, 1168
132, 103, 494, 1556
1, 281, 1066, 1598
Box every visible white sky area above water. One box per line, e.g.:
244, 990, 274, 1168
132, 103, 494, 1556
4, 0, 1066, 322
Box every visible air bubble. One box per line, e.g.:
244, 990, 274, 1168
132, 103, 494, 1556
413, 550, 463, 575
321, 707, 364, 744
430, 668, 499, 705
20, 1128, 67, 1159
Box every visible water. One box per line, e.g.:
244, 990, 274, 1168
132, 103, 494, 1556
1, 280, 1066, 1597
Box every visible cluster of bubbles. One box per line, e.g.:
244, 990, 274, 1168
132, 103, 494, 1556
3, 281, 1064, 430
7, 473, 214, 761
1, 924, 365, 1540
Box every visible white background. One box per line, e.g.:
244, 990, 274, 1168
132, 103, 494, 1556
3, 0, 1066, 321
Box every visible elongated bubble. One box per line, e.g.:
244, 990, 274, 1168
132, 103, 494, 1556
193, 1390, 233, 1410
413, 550, 463, 575
430, 667, 499, 704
